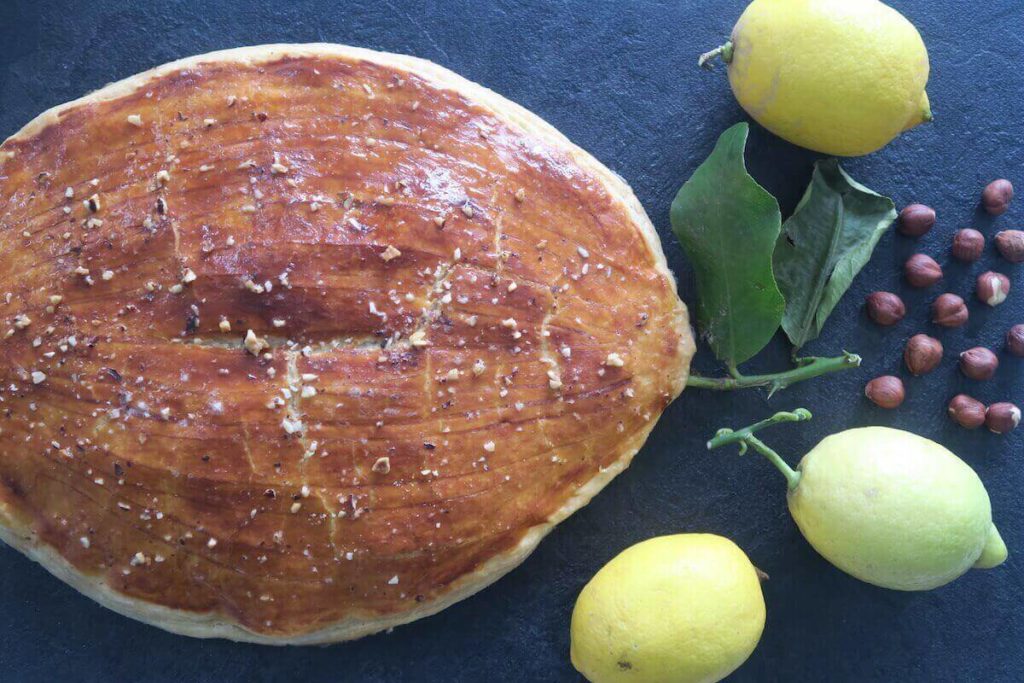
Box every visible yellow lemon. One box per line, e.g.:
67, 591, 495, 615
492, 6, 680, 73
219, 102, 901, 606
570, 534, 765, 683
704, 0, 931, 156
789, 427, 1007, 590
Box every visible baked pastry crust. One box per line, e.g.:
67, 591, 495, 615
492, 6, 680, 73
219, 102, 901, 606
0, 44, 694, 643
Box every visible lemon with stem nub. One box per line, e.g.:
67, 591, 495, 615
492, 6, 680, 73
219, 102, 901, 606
709, 410, 1007, 591
570, 534, 765, 683
700, 0, 932, 156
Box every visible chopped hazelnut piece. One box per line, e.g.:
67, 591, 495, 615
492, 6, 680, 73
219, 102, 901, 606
372, 457, 391, 474
243, 329, 268, 356
604, 352, 625, 367
126, 114, 143, 127
408, 329, 429, 347
218, 319, 231, 333
380, 245, 402, 262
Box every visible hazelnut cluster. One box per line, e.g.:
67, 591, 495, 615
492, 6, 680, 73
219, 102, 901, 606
948, 395, 1021, 434
862, 180, 1020, 432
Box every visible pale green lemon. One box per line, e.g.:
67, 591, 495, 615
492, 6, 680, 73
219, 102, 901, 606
570, 534, 765, 683
708, 0, 931, 156
790, 427, 1007, 590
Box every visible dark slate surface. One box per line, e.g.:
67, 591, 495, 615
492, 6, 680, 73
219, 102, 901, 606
0, 1, 1021, 681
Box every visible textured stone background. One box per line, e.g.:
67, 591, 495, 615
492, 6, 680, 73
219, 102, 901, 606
0, 1, 1021, 680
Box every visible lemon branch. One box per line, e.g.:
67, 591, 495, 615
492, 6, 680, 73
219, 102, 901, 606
686, 352, 861, 397
698, 41, 734, 69
707, 409, 811, 491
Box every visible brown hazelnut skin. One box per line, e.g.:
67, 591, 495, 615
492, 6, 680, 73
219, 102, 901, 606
898, 204, 936, 237
959, 347, 999, 380
948, 394, 988, 429
864, 376, 905, 409
1008, 324, 1024, 357
904, 334, 943, 375
951, 229, 985, 262
985, 402, 1021, 434
995, 230, 1024, 263
976, 271, 1011, 306
931, 293, 969, 328
865, 291, 906, 326
904, 254, 943, 288
982, 179, 1014, 216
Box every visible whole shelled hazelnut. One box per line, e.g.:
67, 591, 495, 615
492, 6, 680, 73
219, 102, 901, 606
959, 347, 999, 380
985, 402, 1021, 434
976, 271, 1011, 306
982, 179, 1014, 216
931, 293, 969, 328
904, 334, 943, 375
898, 204, 936, 237
951, 228, 985, 262
995, 230, 1024, 263
904, 254, 943, 288
1008, 324, 1024, 357
864, 376, 906, 409
948, 394, 988, 429
865, 291, 906, 326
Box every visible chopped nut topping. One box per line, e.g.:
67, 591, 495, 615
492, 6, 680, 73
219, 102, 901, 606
101, 270, 115, 281
577, 246, 590, 259
408, 329, 429, 348
604, 352, 625, 367
372, 456, 391, 474
243, 279, 265, 294
203, 118, 217, 127
168, 283, 184, 294
64, 186, 74, 199
501, 318, 518, 329
271, 161, 290, 175
483, 441, 495, 453
181, 268, 197, 284
243, 329, 268, 356
380, 245, 402, 262
49, 295, 63, 306
472, 359, 486, 376
31, 371, 46, 384
126, 114, 143, 127
514, 188, 526, 202
218, 318, 231, 333
85, 194, 101, 212
461, 203, 474, 218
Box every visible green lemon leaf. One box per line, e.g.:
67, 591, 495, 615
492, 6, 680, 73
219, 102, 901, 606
773, 159, 896, 350
670, 123, 785, 368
